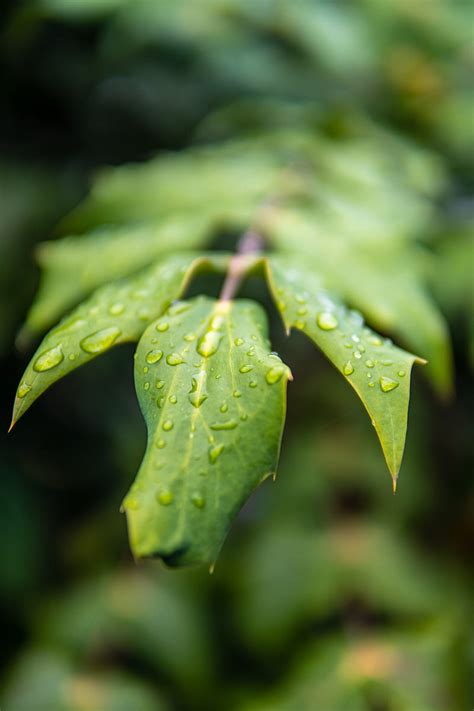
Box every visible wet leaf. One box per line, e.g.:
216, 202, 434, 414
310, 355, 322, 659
266, 209, 452, 396
124, 296, 291, 566
11, 254, 228, 428
265, 257, 425, 485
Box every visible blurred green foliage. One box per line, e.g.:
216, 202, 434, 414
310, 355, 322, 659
0, 0, 472, 709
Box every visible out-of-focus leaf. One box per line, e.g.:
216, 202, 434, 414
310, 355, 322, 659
37, 569, 215, 692
265, 257, 424, 484
1, 649, 168, 711
124, 296, 291, 566
12, 254, 228, 427
25, 216, 214, 334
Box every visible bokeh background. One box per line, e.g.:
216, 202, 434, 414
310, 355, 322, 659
0, 1, 473, 709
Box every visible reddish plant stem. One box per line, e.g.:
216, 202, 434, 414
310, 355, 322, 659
219, 228, 264, 302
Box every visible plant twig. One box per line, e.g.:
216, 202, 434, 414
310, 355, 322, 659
219, 228, 264, 302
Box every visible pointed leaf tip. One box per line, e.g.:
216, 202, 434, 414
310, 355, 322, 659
126, 296, 290, 566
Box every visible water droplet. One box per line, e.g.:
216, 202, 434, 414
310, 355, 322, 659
365, 360, 375, 368
316, 312, 338, 331
368, 382, 375, 388
359, 345, 366, 353
184, 333, 196, 342
351, 334, 361, 343
233, 390, 242, 398
155, 439, 166, 449
295, 320, 306, 330
220, 403, 228, 413
189, 373, 208, 408
138, 309, 151, 321
367, 335, 383, 346
156, 380, 165, 389
109, 302, 125, 316
54, 318, 87, 335
239, 364, 253, 373
68, 354, 77, 361
367, 373, 372, 379
344, 342, 353, 349
265, 365, 285, 384
246, 347, 255, 357
297, 307, 308, 316
166, 353, 184, 366
169, 395, 178, 404
379, 376, 399, 393
157, 489, 173, 506
240, 413, 248, 421
80, 327, 121, 354
381, 360, 393, 366
209, 444, 224, 463
162, 419, 174, 431
143, 366, 149, 374
197, 330, 222, 358
144, 382, 150, 391
343, 361, 354, 376
168, 301, 190, 316
157, 397, 165, 409
249, 380, 258, 388
146, 349, 163, 364
234, 338, 244, 346
191, 493, 206, 509
17, 382, 32, 399
126, 498, 140, 511
354, 351, 362, 359
398, 370, 406, 377
156, 322, 169, 332
210, 420, 238, 430
33, 345, 64, 372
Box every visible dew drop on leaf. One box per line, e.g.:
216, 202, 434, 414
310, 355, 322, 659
233, 390, 242, 398
220, 403, 228, 413
197, 330, 222, 358
157, 489, 173, 506
156, 380, 165, 389
209, 444, 224, 463
17, 382, 32, 399
249, 380, 258, 388
191, 493, 206, 509
379, 376, 399, 392
365, 360, 375, 368
169, 395, 178, 404
146, 349, 163, 364
234, 338, 244, 346
398, 370, 406, 377
109, 302, 125, 316
156, 322, 169, 332
33, 345, 64, 372
343, 361, 354, 376
210, 420, 238, 431
155, 439, 166, 449
239, 364, 253, 373
316, 312, 338, 331
265, 365, 285, 384
80, 327, 121, 354
166, 353, 184, 366
162, 419, 174, 431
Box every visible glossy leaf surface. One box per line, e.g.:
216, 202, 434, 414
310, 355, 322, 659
265, 257, 424, 484
12, 254, 228, 427
125, 296, 291, 566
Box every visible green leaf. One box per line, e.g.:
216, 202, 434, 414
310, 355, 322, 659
264, 257, 425, 485
266, 209, 452, 396
11, 254, 228, 428
24, 216, 213, 334
124, 296, 291, 567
